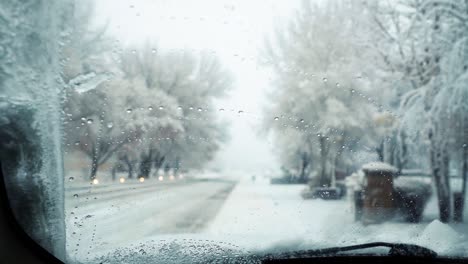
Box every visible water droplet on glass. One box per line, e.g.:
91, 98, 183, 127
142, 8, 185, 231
300, 119, 305, 123
86, 119, 93, 124
148, 106, 153, 111
126, 108, 132, 113
197, 107, 203, 112
463, 144, 467, 148
73, 194, 79, 198
69, 177, 74, 182
177, 106, 183, 110
74, 141, 80, 146
158, 106, 164, 110
238, 110, 244, 114
107, 122, 113, 128
152, 49, 156, 53
323, 77, 328, 82
351, 89, 355, 93
219, 108, 225, 112
336, 83, 340, 87
274, 117, 279, 121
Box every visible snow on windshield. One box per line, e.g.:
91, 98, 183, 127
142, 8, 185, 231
0, 0, 73, 260
1, 0, 468, 263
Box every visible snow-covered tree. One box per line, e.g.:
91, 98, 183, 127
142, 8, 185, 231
416, 0, 468, 221
60, 0, 114, 84
61, 0, 120, 180
367, 0, 468, 222
117, 45, 232, 178
262, 0, 379, 187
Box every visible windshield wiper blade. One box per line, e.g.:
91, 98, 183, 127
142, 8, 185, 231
263, 242, 437, 260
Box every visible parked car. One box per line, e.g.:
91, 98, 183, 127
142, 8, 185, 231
301, 187, 342, 200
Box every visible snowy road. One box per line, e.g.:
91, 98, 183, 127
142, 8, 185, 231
65, 178, 237, 258
66, 177, 468, 262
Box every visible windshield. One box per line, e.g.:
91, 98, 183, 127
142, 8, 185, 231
1, 0, 468, 263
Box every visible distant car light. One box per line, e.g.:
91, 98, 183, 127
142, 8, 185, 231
119, 177, 125, 183
158, 175, 164, 181
92, 178, 99, 185
169, 175, 175, 181
139, 177, 145, 183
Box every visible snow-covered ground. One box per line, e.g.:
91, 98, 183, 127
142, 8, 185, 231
207, 177, 468, 256
68, 176, 468, 262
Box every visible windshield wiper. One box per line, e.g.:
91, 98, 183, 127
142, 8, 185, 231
262, 242, 437, 260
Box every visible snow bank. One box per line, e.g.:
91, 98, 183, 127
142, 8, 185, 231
345, 171, 365, 191
362, 162, 398, 173
394, 177, 432, 197
416, 220, 465, 254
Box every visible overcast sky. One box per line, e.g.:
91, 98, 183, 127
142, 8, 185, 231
94, 0, 300, 176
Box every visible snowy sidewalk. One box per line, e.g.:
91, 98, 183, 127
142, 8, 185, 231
207, 178, 468, 256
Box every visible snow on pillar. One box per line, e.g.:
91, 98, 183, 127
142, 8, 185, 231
361, 162, 397, 224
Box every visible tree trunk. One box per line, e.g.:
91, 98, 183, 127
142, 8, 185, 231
90, 160, 98, 180
154, 154, 165, 175
331, 154, 338, 188
121, 155, 134, 179
385, 136, 395, 166
459, 146, 468, 221
139, 149, 153, 178
111, 166, 117, 181
174, 156, 181, 175
319, 136, 329, 187
89, 148, 99, 180
299, 152, 309, 183
396, 130, 408, 173
376, 140, 384, 162
164, 163, 171, 175
430, 132, 451, 222
127, 163, 133, 179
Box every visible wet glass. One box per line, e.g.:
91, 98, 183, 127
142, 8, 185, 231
1, 0, 468, 263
